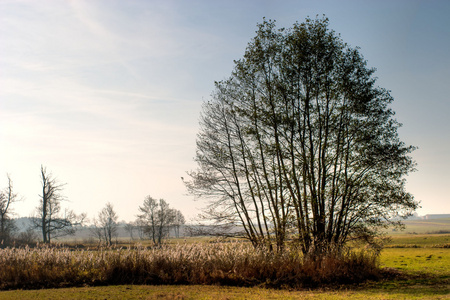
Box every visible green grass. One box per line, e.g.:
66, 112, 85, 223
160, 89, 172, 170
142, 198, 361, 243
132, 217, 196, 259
384, 234, 450, 248
368, 234, 450, 299
380, 247, 450, 276
391, 218, 450, 235
0, 283, 447, 299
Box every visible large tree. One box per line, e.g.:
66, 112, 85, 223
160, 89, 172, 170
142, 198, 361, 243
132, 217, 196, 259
33, 165, 85, 243
186, 17, 418, 254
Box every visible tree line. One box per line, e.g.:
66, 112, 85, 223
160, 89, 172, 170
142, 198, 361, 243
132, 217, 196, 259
90, 197, 185, 246
0, 165, 185, 246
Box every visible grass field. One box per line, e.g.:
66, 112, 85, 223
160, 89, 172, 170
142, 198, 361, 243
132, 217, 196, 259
0, 220, 448, 299
390, 218, 450, 235
384, 233, 449, 248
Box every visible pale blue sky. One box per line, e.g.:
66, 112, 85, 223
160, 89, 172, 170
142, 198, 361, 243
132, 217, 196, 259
1, 0, 449, 222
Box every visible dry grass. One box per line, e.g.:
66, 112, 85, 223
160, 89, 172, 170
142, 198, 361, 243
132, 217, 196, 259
0, 242, 382, 290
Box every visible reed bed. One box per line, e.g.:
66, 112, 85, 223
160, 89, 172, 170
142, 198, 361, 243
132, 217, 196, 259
0, 242, 382, 290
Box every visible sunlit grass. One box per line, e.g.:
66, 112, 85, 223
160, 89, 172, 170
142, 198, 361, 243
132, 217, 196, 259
380, 248, 450, 277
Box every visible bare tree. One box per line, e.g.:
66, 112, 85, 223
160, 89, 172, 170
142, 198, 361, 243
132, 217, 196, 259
124, 221, 136, 241
137, 195, 158, 244
0, 174, 18, 245
137, 196, 181, 245
171, 209, 185, 238
135, 218, 146, 240
155, 199, 175, 245
96, 202, 118, 246
33, 165, 85, 243
89, 218, 104, 245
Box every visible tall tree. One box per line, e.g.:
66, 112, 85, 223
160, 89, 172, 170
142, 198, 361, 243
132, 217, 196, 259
0, 174, 18, 245
33, 165, 84, 243
186, 17, 418, 254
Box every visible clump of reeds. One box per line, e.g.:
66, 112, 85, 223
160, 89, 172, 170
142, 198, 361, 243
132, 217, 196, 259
0, 242, 382, 290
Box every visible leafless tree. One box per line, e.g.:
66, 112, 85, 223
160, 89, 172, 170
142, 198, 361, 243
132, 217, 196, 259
0, 174, 18, 245
124, 221, 136, 241
33, 165, 85, 243
171, 209, 185, 238
155, 199, 175, 244
137, 195, 158, 244
137, 196, 182, 245
135, 218, 146, 240
89, 218, 104, 244
95, 202, 118, 246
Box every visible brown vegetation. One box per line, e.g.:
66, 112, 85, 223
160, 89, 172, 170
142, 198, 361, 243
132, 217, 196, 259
0, 242, 382, 290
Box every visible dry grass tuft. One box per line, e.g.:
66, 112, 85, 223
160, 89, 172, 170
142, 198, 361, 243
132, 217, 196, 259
0, 242, 382, 290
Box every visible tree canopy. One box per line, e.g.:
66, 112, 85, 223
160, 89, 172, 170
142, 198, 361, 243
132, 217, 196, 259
186, 17, 418, 254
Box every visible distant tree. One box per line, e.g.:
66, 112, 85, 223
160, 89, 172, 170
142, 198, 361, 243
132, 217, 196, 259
137, 196, 183, 245
15, 228, 38, 246
33, 165, 85, 243
171, 209, 185, 238
93, 202, 119, 246
186, 17, 418, 255
154, 198, 175, 244
135, 218, 146, 240
0, 174, 18, 245
89, 218, 104, 244
124, 221, 136, 241
137, 195, 159, 244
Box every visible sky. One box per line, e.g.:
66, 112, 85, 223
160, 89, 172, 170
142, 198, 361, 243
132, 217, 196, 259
1, 0, 449, 223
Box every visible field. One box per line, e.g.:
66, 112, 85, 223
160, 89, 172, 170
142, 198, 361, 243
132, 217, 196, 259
0, 219, 448, 299
389, 218, 450, 235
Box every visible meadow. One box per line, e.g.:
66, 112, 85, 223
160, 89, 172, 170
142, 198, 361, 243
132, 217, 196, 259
0, 219, 448, 299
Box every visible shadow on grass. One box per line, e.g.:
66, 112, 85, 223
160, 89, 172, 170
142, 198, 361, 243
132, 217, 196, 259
362, 270, 450, 298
